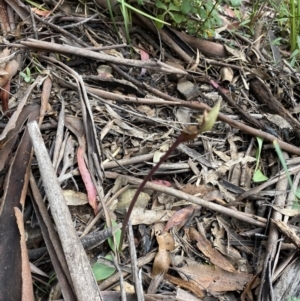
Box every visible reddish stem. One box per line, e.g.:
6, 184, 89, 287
119, 134, 189, 250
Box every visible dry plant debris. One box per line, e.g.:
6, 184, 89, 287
0, 1, 300, 300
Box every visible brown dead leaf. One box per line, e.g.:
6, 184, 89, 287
0, 76, 45, 141
136, 105, 155, 117
219, 67, 234, 84
0, 48, 11, 69
31, 7, 51, 16
174, 29, 227, 58
212, 219, 251, 273
114, 119, 153, 140
152, 248, 170, 276
77, 146, 98, 215
176, 258, 252, 292
15, 208, 34, 301
130, 208, 176, 225
180, 183, 212, 196
266, 204, 300, 216
241, 274, 259, 301
189, 227, 237, 273
0, 59, 19, 87
0, 59, 19, 112
0, 79, 10, 112
152, 231, 175, 276
165, 274, 205, 299
164, 205, 194, 232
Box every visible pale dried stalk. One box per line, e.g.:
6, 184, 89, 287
27, 121, 102, 301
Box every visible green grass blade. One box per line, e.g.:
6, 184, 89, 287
117, 0, 170, 26
273, 140, 300, 206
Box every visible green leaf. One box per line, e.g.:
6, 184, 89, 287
170, 12, 185, 23
230, 0, 242, 7
290, 49, 299, 59
155, 14, 166, 29
271, 37, 282, 46
156, 0, 167, 9
191, 6, 197, 14
198, 100, 220, 132
206, 0, 214, 11
169, 2, 181, 11
273, 140, 294, 194
292, 200, 300, 210
20, 71, 31, 83
106, 219, 121, 253
199, 7, 207, 19
118, 0, 170, 25
181, 0, 192, 14
253, 169, 268, 183
92, 254, 116, 281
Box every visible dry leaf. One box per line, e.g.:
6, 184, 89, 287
176, 258, 252, 292
164, 206, 195, 232
117, 188, 150, 213
219, 67, 234, 83
224, 44, 247, 62
15, 208, 34, 301
63, 190, 88, 206
265, 204, 300, 216
166, 274, 205, 299
77, 146, 98, 214
0, 59, 19, 87
130, 208, 175, 225
266, 114, 292, 129
189, 227, 237, 273
175, 107, 191, 125
139, 49, 149, 76
136, 105, 155, 117
152, 231, 175, 276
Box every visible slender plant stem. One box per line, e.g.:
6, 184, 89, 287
119, 134, 187, 250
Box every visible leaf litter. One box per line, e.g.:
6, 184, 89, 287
0, 1, 300, 300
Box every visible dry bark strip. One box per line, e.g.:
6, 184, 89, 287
0, 104, 40, 301
29, 172, 76, 301
27, 121, 102, 301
